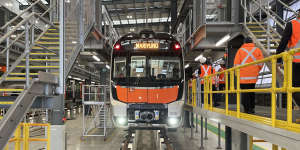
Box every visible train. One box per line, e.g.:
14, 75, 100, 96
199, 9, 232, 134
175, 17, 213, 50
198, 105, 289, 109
110, 30, 185, 129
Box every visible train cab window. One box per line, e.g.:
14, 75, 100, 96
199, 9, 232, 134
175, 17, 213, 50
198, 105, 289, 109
114, 57, 126, 78
130, 56, 146, 77
150, 57, 181, 80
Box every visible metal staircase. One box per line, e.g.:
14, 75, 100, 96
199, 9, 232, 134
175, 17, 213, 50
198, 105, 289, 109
241, 0, 299, 84
241, 0, 298, 55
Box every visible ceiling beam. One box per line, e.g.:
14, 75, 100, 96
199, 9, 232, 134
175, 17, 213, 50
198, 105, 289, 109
113, 22, 170, 28
107, 7, 170, 14
102, 0, 171, 5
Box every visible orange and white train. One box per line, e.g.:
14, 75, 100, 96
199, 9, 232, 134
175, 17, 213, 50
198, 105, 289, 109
110, 30, 185, 129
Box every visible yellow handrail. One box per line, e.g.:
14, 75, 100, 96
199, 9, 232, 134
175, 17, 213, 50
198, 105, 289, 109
4, 123, 51, 150
191, 48, 300, 133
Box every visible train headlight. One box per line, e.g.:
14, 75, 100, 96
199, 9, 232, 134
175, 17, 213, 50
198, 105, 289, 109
117, 117, 127, 125
168, 117, 179, 126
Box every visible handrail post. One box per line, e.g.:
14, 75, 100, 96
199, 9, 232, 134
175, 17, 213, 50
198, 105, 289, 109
236, 69, 241, 118
47, 124, 50, 150
244, 0, 247, 25
259, 0, 262, 21
14, 125, 21, 150
267, 2, 270, 51
225, 71, 229, 115
287, 53, 293, 126
25, 22, 30, 88
271, 58, 277, 127
210, 77, 213, 110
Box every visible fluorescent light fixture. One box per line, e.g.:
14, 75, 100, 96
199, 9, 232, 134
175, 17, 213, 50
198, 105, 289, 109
194, 54, 203, 61
215, 34, 231, 47
106, 65, 111, 69
184, 64, 190, 69
72, 41, 77, 44
11, 35, 17, 38
130, 28, 135, 32
92, 55, 100, 62
127, 15, 133, 19
65, 0, 71, 3
91, 81, 95, 84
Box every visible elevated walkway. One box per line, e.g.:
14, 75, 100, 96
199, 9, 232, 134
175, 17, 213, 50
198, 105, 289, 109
185, 46, 300, 149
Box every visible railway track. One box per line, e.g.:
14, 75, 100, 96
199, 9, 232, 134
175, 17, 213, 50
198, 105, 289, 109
121, 127, 174, 150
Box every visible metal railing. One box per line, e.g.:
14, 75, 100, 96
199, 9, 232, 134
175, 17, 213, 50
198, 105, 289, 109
4, 123, 51, 150
82, 85, 112, 137
189, 48, 300, 133
0, 0, 58, 86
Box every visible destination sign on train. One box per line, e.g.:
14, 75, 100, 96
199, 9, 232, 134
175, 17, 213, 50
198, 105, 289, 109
134, 42, 159, 49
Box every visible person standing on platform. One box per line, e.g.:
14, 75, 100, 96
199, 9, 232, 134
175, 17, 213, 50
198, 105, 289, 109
276, 10, 300, 109
234, 37, 264, 114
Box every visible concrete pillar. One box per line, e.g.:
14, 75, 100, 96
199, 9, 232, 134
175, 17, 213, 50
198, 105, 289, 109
231, 129, 250, 150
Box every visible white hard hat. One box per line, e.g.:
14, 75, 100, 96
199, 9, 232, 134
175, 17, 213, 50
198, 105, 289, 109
199, 57, 207, 64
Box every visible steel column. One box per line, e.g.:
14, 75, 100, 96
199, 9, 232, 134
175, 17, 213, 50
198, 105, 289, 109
204, 118, 208, 140
225, 126, 232, 150
217, 122, 222, 149
200, 116, 204, 150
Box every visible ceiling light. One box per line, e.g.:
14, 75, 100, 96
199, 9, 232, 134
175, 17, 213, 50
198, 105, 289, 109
127, 15, 133, 19
130, 28, 135, 32
106, 65, 111, 69
184, 64, 190, 69
92, 55, 100, 62
65, 0, 71, 3
216, 34, 231, 47
194, 54, 203, 61
11, 35, 17, 38
72, 41, 77, 44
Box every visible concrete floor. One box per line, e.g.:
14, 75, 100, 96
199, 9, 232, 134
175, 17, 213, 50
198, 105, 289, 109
65, 113, 225, 150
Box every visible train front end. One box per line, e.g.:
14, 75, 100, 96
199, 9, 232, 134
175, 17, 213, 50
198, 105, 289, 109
110, 30, 185, 129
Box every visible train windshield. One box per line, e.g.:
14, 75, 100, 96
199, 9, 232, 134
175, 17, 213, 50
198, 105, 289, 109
150, 57, 181, 80
130, 56, 146, 77
113, 56, 181, 80
114, 57, 126, 78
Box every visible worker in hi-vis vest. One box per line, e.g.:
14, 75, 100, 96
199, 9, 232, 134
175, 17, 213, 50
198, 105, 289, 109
276, 9, 300, 108
234, 37, 264, 114
197, 57, 220, 106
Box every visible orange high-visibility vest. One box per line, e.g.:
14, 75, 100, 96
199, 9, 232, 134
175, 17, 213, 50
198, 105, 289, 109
218, 67, 226, 84
234, 43, 264, 84
288, 19, 300, 62
199, 65, 212, 84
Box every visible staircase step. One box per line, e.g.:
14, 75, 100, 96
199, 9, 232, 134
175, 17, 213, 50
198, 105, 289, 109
0, 101, 14, 105
44, 32, 59, 36
0, 77, 32, 81
16, 66, 59, 69
30, 52, 57, 56
0, 89, 24, 92
40, 37, 60, 40
32, 46, 59, 50
36, 41, 60, 45
9, 72, 59, 76
21, 59, 59, 62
